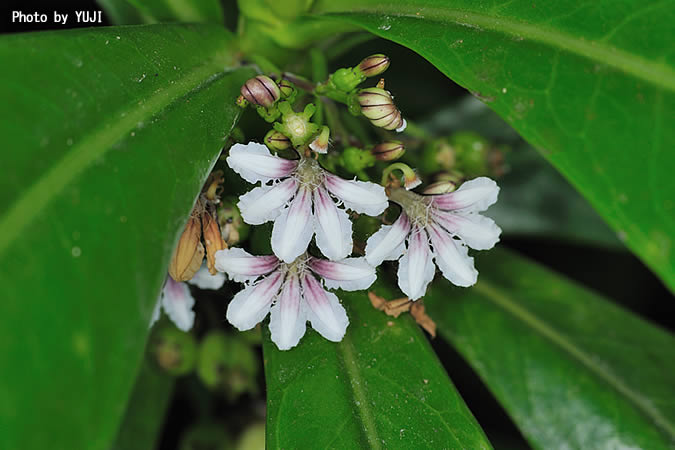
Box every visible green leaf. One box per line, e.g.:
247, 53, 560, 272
99, 0, 225, 24
423, 96, 622, 248
263, 283, 491, 449
425, 248, 675, 449
111, 358, 174, 450
311, 0, 675, 291
0, 24, 252, 450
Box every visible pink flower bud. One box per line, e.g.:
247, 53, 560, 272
240, 75, 280, 108
357, 88, 404, 131
372, 141, 405, 161
358, 54, 390, 77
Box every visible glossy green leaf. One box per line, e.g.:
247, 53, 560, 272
425, 248, 675, 449
311, 0, 675, 291
263, 282, 491, 449
98, 0, 224, 24
0, 24, 252, 450
111, 359, 174, 450
423, 96, 621, 248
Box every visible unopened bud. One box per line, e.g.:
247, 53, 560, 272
340, 146, 376, 173
217, 202, 249, 246
357, 88, 404, 131
309, 126, 330, 154
240, 75, 280, 108
372, 140, 404, 161
264, 129, 291, 151
422, 181, 457, 195
331, 67, 364, 92
358, 54, 390, 77
202, 210, 227, 275
169, 211, 204, 282
151, 325, 197, 376
278, 78, 296, 99
197, 331, 258, 398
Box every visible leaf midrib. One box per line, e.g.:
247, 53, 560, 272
319, 6, 675, 92
0, 44, 237, 257
474, 279, 675, 440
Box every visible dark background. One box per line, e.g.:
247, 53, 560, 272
3, 2, 672, 449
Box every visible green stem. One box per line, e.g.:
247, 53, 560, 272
380, 162, 417, 186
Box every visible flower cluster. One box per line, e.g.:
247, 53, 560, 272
153, 54, 502, 351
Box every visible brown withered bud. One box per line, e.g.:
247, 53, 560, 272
240, 75, 280, 108
169, 210, 204, 282
358, 54, 390, 78
357, 87, 405, 131
372, 140, 405, 161
202, 209, 227, 275
264, 129, 291, 151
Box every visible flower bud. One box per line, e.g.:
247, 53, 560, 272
422, 180, 457, 195
240, 75, 280, 108
202, 210, 226, 275
451, 131, 490, 176
357, 88, 404, 131
169, 211, 204, 282
357, 54, 390, 77
217, 201, 249, 246
197, 331, 258, 399
309, 126, 330, 154
264, 129, 291, 151
372, 140, 405, 161
278, 78, 296, 99
151, 325, 197, 376
331, 67, 364, 92
340, 146, 376, 173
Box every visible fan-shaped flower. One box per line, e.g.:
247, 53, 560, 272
215, 247, 376, 350
226, 142, 388, 262
150, 266, 225, 331
365, 177, 501, 300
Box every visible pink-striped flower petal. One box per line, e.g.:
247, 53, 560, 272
161, 278, 196, 331
188, 265, 226, 290
226, 142, 298, 184
269, 274, 306, 350
323, 173, 388, 216
215, 247, 279, 283
397, 227, 435, 300
226, 271, 283, 331
431, 210, 501, 250
313, 187, 353, 260
237, 178, 298, 225
428, 223, 478, 287
308, 257, 376, 291
431, 177, 499, 212
301, 274, 349, 342
365, 212, 411, 266
271, 186, 314, 263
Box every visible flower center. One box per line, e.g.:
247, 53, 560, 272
280, 254, 310, 278
293, 157, 324, 190
388, 188, 432, 228
286, 115, 307, 139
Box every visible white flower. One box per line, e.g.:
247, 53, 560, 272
365, 177, 501, 300
227, 142, 388, 263
150, 266, 225, 331
215, 247, 376, 350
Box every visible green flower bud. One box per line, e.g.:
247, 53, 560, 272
256, 104, 281, 123
450, 131, 490, 176
422, 180, 457, 195
151, 325, 197, 376
357, 54, 390, 78
421, 138, 455, 173
357, 88, 405, 131
278, 78, 296, 99
371, 140, 405, 161
197, 331, 258, 399
264, 129, 291, 151
340, 146, 376, 173
331, 67, 365, 92
241, 75, 280, 108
